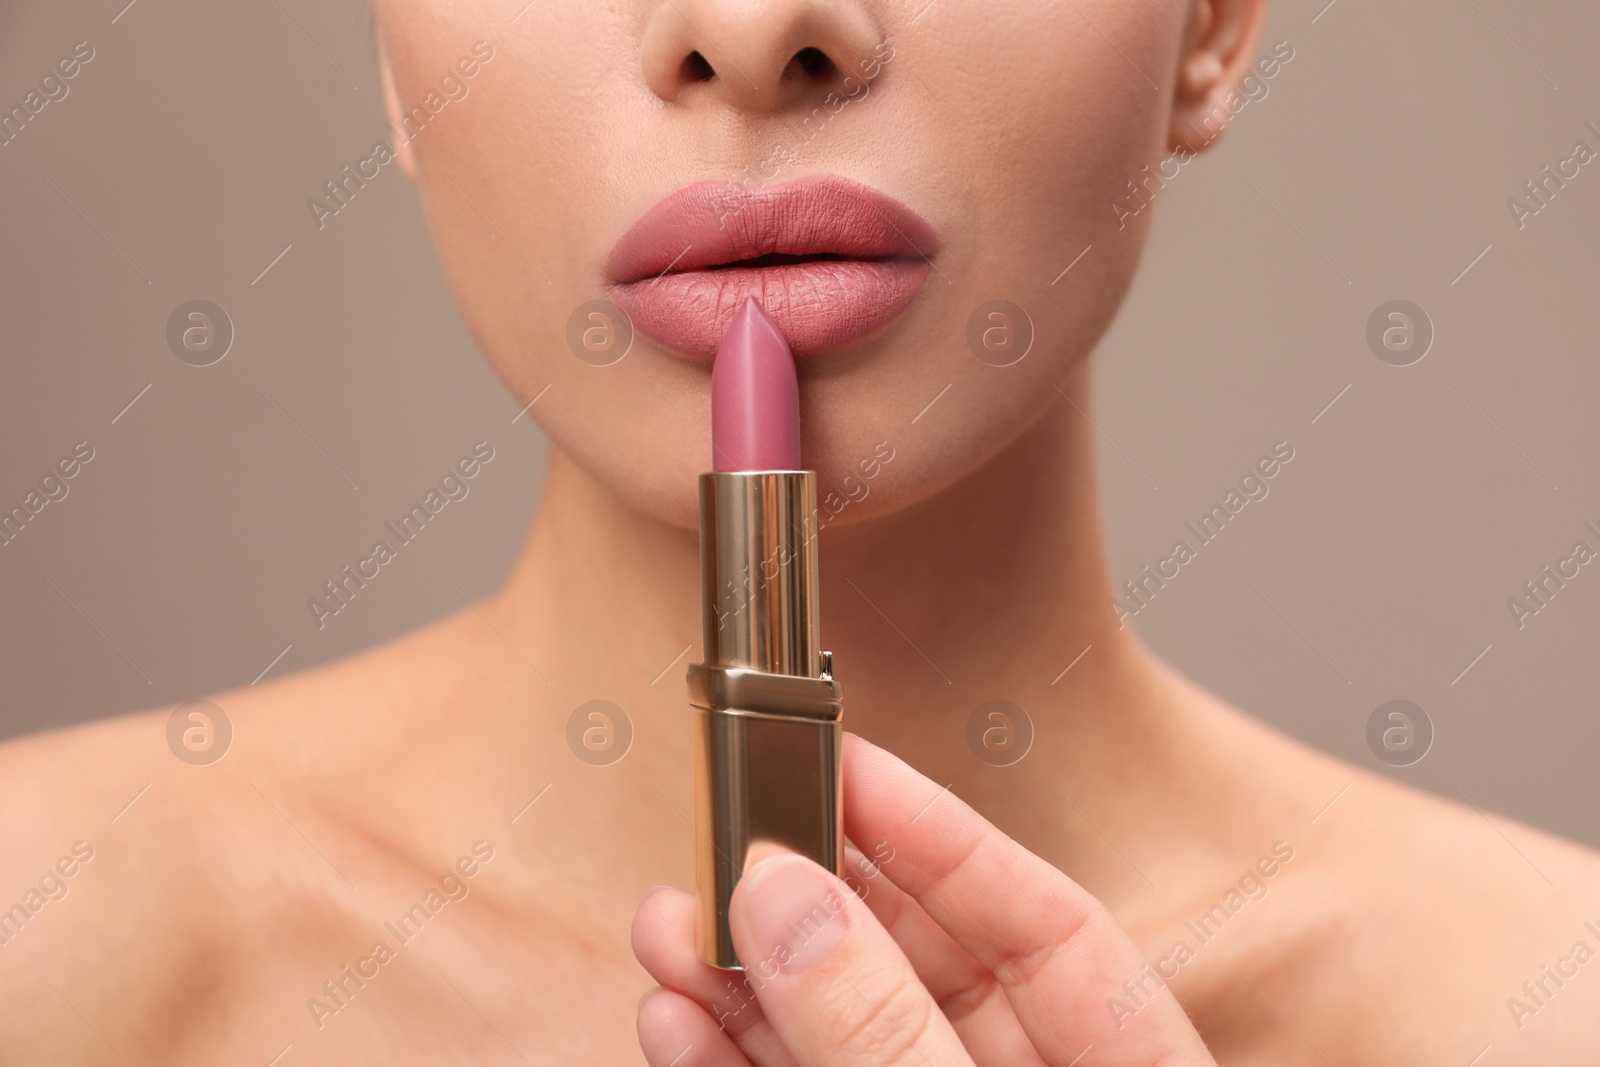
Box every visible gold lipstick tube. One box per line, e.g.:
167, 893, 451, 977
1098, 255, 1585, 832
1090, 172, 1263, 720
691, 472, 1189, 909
687, 470, 843, 969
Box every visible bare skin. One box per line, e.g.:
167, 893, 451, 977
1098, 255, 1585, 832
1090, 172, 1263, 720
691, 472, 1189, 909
4, 0, 1598, 1061
2, 402, 1597, 1065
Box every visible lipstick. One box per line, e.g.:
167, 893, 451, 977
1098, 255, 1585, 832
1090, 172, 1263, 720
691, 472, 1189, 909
712, 297, 801, 472
607, 176, 940, 357
687, 297, 844, 970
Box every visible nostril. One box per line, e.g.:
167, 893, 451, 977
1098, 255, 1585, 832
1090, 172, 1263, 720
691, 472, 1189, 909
681, 50, 715, 83
789, 46, 835, 81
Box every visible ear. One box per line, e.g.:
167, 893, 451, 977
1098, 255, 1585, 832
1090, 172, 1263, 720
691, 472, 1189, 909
1168, 0, 1273, 156
377, 39, 418, 179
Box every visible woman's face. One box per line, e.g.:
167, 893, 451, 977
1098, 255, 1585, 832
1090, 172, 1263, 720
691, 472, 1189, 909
371, 0, 1245, 528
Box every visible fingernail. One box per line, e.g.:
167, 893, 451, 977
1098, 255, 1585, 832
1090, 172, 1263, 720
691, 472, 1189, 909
735, 853, 848, 976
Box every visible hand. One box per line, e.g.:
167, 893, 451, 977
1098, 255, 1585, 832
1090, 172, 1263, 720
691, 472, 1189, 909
632, 733, 1217, 1066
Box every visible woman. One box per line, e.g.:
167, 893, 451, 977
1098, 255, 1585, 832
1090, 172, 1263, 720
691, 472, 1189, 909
2, 0, 1596, 1063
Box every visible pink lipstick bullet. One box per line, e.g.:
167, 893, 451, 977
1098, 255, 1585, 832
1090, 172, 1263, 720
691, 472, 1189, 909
712, 297, 801, 471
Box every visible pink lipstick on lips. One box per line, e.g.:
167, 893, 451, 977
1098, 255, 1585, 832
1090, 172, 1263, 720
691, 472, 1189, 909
687, 299, 844, 969
608, 175, 939, 357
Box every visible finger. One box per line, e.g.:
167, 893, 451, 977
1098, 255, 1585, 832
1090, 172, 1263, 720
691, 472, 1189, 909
639, 987, 755, 1067
728, 850, 975, 1067
843, 734, 1213, 1067
632, 886, 802, 1067
844, 847, 1047, 1067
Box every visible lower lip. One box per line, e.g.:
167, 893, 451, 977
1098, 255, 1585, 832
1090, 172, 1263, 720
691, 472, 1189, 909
612, 258, 932, 358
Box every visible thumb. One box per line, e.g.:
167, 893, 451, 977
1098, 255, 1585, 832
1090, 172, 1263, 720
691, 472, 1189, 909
728, 850, 972, 1067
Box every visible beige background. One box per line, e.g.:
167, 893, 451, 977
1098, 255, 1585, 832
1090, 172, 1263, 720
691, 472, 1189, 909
2, 0, 1596, 847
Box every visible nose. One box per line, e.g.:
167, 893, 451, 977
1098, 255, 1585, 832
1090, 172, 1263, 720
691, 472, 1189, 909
640, 0, 882, 112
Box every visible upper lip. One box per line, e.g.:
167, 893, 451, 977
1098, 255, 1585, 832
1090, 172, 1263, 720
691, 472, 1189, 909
605, 176, 940, 285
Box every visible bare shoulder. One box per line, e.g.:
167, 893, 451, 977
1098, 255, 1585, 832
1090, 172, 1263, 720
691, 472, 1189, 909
0, 686, 313, 1060
0, 604, 484, 877
0, 608, 538, 1062
1204, 760, 1600, 1066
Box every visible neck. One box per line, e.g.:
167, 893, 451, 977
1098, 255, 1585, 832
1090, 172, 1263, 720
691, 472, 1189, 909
487, 370, 1181, 854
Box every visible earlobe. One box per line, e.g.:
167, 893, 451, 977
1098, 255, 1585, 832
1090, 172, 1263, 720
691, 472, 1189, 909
377, 40, 417, 180
1179, 51, 1224, 98
1167, 0, 1270, 156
